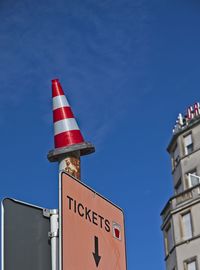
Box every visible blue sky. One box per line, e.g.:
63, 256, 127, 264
1, 0, 200, 269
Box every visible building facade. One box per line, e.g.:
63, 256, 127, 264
161, 103, 200, 270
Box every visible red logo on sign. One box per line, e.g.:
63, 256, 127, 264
112, 222, 121, 240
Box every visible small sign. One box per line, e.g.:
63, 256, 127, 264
59, 172, 127, 270
112, 222, 121, 240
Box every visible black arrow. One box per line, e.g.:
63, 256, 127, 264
92, 236, 101, 267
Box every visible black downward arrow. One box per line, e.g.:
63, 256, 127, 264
92, 236, 101, 267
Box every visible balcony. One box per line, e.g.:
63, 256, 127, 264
161, 184, 200, 223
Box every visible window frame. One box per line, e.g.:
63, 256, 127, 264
175, 178, 183, 195
184, 257, 198, 270
164, 222, 174, 255
188, 173, 200, 188
171, 143, 180, 169
181, 211, 193, 241
183, 133, 193, 155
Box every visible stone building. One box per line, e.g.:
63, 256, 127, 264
161, 103, 200, 270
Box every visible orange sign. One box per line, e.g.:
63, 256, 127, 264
60, 172, 127, 270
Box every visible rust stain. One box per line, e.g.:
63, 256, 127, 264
64, 155, 80, 180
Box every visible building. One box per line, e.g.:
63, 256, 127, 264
161, 103, 200, 270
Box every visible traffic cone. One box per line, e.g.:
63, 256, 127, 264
48, 79, 95, 162
52, 79, 84, 148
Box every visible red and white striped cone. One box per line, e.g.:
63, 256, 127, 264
52, 79, 84, 148
48, 79, 95, 163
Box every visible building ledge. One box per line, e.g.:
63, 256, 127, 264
164, 234, 200, 261
161, 184, 200, 224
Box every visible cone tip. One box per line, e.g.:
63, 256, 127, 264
52, 78, 59, 84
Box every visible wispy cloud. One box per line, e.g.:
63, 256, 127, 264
0, 0, 153, 136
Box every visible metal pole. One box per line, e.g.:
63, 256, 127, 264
59, 151, 81, 180
50, 211, 59, 270
44, 209, 59, 270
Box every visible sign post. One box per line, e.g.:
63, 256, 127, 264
59, 172, 127, 270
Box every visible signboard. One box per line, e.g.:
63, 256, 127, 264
2, 198, 51, 270
173, 102, 200, 133
59, 172, 127, 270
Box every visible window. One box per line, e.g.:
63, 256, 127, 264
187, 261, 196, 270
175, 178, 183, 194
165, 223, 174, 254
182, 212, 193, 240
185, 259, 197, 270
173, 144, 180, 167
184, 134, 193, 155
188, 172, 200, 188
